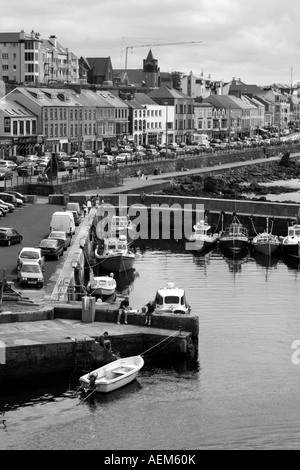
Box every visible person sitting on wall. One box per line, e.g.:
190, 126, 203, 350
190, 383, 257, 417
99, 331, 112, 352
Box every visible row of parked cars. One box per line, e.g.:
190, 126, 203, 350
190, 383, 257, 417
15, 202, 82, 289
0, 190, 26, 219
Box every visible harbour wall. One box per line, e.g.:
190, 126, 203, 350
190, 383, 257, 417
0, 304, 199, 383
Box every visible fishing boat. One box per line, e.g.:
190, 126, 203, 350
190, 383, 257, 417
95, 215, 135, 244
79, 355, 144, 393
152, 282, 191, 314
86, 271, 117, 301
218, 215, 249, 253
94, 234, 135, 272
280, 223, 300, 259
110, 215, 135, 241
252, 218, 281, 256
188, 219, 219, 253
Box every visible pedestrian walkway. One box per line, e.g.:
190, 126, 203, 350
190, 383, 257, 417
70, 152, 296, 197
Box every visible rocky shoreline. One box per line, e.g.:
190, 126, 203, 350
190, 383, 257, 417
161, 155, 300, 204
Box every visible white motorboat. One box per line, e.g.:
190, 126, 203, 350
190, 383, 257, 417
79, 355, 144, 393
152, 282, 191, 314
188, 219, 219, 252
280, 223, 300, 259
252, 218, 281, 256
87, 272, 117, 301
94, 234, 135, 272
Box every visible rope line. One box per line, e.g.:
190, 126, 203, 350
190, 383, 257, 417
140, 330, 182, 357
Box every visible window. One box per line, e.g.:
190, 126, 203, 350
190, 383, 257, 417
26, 121, 30, 134
25, 52, 34, 61
32, 121, 36, 134
4, 117, 10, 133
13, 121, 18, 135
2, 53, 8, 60
19, 121, 24, 135
2, 65, 8, 71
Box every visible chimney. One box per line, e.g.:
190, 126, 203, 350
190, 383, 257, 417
49, 35, 57, 47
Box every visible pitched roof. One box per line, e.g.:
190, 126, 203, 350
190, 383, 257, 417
85, 58, 111, 75
147, 84, 189, 100
114, 69, 145, 86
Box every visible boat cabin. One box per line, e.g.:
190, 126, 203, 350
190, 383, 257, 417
287, 224, 300, 238
154, 282, 190, 314
98, 235, 129, 255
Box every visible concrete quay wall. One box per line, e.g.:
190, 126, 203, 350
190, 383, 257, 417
0, 304, 199, 384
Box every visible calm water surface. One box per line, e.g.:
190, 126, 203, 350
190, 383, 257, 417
1, 239, 300, 450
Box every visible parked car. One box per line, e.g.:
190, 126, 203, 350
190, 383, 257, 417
0, 167, 13, 180
115, 153, 131, 163
36, 162, 48, 173
69, 157, 85, 169
6, 191, 27, 203
145, 149, 159, 159
48, 231, 72, 250
38, 238, 65, 260
0, 203, 9, 216
0, 198, 15, 212
0, 192, 18, 207
17, 260, 44, 288
17, 162, 38, 176
17, 247, 45, 271
99, 154, 115, 165
57, 160, 70, 171
0, 208, 4, 218
24, 155, 39, 162
0, 160, 18, 170
55, 152, 69, 160
0, 227, 23, 246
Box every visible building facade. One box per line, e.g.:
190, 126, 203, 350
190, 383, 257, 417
0, 30, 79, 86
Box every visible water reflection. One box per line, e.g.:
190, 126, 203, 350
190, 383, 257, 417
282, 254, 300, 272
219, 246, 249, 273
80, 379, 143, 410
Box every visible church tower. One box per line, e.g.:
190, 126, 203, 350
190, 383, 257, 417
143, 49, 159, 88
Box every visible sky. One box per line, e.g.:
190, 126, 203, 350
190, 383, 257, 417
1, 0, 300, 86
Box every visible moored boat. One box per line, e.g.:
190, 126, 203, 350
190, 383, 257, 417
87, 272, 117, 301
252, 218, 281, 256
79, 355, 144, 393
151, 281, 191, 314
95, 234, 135, 272
218, 215, 249, 253
188, 219, 219, 253
280, 223, 300, 259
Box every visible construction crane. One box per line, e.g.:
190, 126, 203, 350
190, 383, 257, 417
122, 39, 203, 71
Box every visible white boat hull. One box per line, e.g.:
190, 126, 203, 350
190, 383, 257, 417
79, 356, 144, 393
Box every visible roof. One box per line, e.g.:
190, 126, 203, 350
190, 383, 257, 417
147, 84, 190, 101
203, 95, 242, 109
84, 58, 111, 75
114, 69, 146, 87
125, 93, 158, 108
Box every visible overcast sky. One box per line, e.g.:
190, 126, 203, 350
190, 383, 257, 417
1, 0, 299, 86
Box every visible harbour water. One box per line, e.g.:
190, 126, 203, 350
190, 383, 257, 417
1, 237, 300, 451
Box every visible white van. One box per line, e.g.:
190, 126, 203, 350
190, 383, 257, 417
50, 211, 75, 236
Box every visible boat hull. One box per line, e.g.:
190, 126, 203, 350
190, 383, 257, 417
95, 254, 135, 272
218, 237, 249, 253
189, 235, 219, 253
282, 243, 300, 259
79, 356, 144, 393
252, 241, 281, 256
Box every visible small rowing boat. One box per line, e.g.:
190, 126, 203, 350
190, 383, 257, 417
79, 355, 144, 393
